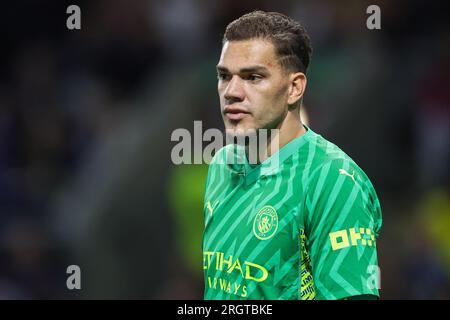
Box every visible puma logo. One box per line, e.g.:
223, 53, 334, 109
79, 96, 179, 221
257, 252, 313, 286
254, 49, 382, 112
339, 169, 356, 183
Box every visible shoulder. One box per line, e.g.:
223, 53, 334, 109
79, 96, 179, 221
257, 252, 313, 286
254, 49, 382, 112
303, 130, 372, 189
303, 131, 381, 215
205, 144, 235, 185
207, 144, 235, 166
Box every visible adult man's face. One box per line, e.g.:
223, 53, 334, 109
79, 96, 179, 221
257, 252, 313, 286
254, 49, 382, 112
217, 39, 292, 133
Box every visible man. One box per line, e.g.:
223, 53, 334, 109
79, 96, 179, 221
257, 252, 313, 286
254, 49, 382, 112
202, 10, 382, 300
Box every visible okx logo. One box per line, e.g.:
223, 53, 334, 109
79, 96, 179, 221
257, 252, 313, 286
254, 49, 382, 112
329, 227, 375, 251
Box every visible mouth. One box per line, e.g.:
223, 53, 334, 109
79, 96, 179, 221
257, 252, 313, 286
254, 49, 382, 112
224, 107, 251, 121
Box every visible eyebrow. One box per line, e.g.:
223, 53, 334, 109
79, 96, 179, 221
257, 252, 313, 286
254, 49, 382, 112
216, 65, 269, 74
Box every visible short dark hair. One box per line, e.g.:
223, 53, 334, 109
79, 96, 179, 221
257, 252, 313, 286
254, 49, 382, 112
223, 10, 312, 74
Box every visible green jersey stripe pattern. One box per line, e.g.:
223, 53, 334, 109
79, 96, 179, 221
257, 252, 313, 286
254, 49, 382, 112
202, 126, 382, 300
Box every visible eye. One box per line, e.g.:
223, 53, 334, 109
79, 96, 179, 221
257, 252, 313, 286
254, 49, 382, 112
217, 72, 230, 81
246, 74, 263, 82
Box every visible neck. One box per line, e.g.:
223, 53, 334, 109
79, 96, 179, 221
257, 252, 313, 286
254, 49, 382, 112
247, 109, 306, 164
274, 109, 306, 151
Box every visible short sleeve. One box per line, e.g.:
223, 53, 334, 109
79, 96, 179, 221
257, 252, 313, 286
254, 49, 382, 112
304, 158, 382, 300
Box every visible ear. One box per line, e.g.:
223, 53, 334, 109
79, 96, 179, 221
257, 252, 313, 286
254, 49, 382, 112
287, 72, 307, 107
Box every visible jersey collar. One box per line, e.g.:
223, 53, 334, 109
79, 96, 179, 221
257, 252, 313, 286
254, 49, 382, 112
226, 125, 314, 186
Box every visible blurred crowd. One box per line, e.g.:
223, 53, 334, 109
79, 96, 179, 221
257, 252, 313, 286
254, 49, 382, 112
0, 0, 448, 299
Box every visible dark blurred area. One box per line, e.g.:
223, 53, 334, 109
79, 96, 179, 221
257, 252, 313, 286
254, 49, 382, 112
0, 0, 448, 299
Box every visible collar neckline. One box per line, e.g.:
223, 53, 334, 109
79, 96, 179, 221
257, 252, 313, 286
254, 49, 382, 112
226, 125, 314, 185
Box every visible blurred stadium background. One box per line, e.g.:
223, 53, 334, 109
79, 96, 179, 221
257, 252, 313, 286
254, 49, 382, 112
0, 0, 448, 299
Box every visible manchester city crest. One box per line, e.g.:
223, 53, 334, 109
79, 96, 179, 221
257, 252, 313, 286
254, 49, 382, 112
253, 205, 279, 240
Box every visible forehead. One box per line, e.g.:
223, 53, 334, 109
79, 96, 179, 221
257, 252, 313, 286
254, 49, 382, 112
218, 39, 280, 71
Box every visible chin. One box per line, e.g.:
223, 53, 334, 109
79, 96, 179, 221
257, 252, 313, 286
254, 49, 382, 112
225, 121, 251, 133
227, 127, 262, 144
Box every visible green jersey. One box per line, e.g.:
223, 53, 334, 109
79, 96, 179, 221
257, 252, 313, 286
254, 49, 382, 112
202, 126, 382, 300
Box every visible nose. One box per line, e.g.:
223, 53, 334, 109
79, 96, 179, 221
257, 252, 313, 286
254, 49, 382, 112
224, 75, 245, 104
